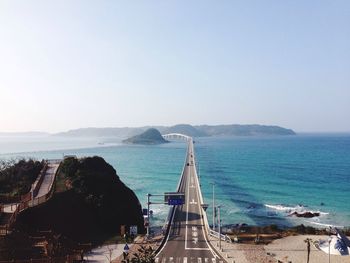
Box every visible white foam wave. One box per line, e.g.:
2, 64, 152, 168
264, 204, 304, 212
264, 204, 329, 216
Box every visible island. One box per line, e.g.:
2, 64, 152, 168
123, 128, 169, 145
54, 124, 296, 139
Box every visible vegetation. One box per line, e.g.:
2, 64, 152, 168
0, 159, 43, 197
15, 156, 145, 244
304, 238, 312, 263
122, 245, 155, 263
195, 124, 296, 136
55, 124, 296, 138
123, 128, 168, 144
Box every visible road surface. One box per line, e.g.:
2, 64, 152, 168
156, 139, 226, 263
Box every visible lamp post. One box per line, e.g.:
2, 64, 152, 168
328, 236, 332, 263
217, 205, 221, 250
146, 193, 151, 236
211, 183, 215, 231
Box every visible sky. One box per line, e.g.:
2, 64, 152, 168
0, 1, 349, 133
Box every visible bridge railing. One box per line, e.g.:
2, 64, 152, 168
191, 145, 210, 233
192, 144, 233, 244
209, 229, 232, 243
162, 133, 191, 142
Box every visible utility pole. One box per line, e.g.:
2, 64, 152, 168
328, 236, 331, 263
218, 205, 221, 250
211, 183, 215, 231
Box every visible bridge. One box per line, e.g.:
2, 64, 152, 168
162, 133, 192, 142
155, 135, 226, 263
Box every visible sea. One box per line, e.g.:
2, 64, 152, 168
1, 134, 349, 229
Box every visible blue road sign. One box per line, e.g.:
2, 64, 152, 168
168, 199, 185, 205
124, 244, 129, 252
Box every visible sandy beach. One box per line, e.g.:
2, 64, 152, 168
264, 235, 349, 263
213, 234, 350, 263
111, 234, 350, 263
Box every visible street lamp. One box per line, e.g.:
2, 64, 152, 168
328, 236, 332, 263
210, 182, 215, 231
146, 193, 151, 236
217, 205, 222, 250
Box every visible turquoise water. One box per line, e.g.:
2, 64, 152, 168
1, 134, 349, 228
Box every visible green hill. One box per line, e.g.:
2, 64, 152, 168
15, 156, 144, 244
123, 128, 168, 144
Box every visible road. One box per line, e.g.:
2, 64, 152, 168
156, 139, 226, 263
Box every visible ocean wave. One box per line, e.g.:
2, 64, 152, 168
264, 204, 304, 212
264, 203, 329, 216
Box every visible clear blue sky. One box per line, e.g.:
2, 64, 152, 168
0, 1, 349, 133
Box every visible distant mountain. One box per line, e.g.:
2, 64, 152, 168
0, 132, 49, 137
195, 124, 296, 136
53, 124, 295, 139
123, 128, 169, 145
162, 124, 207, 137
54, 127, 147, 138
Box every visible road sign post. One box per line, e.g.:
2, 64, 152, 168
217, 205, 221, 250
123, 243, 129, 252
130, 225, 138, 236
145, 192, 185, 238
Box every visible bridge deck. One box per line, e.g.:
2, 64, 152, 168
156, 139, 226, 262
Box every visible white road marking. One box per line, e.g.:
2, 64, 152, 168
155, 258, 159, 263
183, 257, 187, 263
190, 199, 197, 205
185, 247, 210, 251
204, 258, 208, 263
211, 258, 216, 263
169, 257, 174, 263
198, 258, 202, 263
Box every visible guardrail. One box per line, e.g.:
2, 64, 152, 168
46, 159, 62, 164
0, 161, 49, 204
191, 148, 208, 229
191, 143, 233, 246
209, 229, 232, 243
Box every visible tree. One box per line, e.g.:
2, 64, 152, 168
122, 245, 155, 263
304, 238, 313, 263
